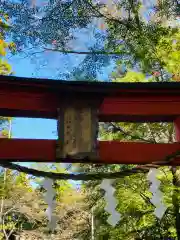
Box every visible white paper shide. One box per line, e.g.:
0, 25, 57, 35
147, 168, 167, 219
100, 179, 121, 227
42, 178, 57, 230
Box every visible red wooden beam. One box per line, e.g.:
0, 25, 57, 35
2, 76, 180, 165
1, 75, 180, 122
0, 139, 180, 164
100, 97, 180, 122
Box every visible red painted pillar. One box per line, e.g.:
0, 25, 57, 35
174, 117, 180, 142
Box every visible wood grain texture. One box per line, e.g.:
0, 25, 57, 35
56, 107, 98, 159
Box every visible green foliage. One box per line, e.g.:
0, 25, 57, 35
1, 0, 179, 80
0, 11, 15, 75
156, 30, 180, 78
112, 71, 146, 82
105, 1, 179, 80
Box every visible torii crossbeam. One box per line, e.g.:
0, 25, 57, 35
1, 75, 180, 164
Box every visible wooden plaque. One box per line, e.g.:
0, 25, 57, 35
56, 106, 99, 160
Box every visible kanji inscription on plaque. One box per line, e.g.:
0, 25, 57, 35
57, 106, 98, 160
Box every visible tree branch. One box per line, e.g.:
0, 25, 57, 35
2, 207, 16, 240
43, 47, 125, 55
110, 123, 155, 143
84, 0, 135, 30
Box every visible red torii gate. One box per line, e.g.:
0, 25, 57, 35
1, 75, 180, 165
